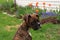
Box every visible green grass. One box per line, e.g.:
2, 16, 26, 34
30, 23, 60, 40
0, 13, 60, 40
0, 0, 13, 4
0, 13, 23, 40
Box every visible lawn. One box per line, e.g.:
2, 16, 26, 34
0, 0, 13, 4
0, 13, 60, 40
0, 13, 22, 40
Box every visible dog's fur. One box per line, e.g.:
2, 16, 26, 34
13, 14, 41, 40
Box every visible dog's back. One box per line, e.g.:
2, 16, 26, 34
13, 22, 32, 40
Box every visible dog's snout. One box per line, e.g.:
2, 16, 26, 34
38, 22, 40, 24
38, 22, 40, 26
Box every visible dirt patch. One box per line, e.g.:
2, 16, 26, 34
57, 29, 60, 35
5, 25, 11, 32
40, 17, 60, 24
45, 32, 52, 40
5, 24, 20, 32
5, 21, 24, 32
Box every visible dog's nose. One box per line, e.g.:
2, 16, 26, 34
38, 22, 40, 24
38, 22, 40, 26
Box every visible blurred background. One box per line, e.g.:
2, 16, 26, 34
16, 0, 60, 10
0, 0, 60, 40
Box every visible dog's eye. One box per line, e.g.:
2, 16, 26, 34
36, 15, 39, 18
36, 19, 39, 22
36, 20, 39, 21
36, 15, 38, 17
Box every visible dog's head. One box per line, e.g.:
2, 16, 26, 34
23, 14, 41, 30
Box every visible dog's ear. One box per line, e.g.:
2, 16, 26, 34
23, 15, 31, 23
28, 15, 31, 18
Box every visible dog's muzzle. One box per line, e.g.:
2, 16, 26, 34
33, 22, 40, 30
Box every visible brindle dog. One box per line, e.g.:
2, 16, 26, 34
13, 14, 41, 40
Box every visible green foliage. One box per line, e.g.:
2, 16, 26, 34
30, 23, 60, 40
2, 2, 10, 11
0, 0, 13, 4
0, 0, 15, 14
57, 15, 60, 20
33, 8, 43, 15
0, 13, 22, 26
42, 9, 46, 13
16, 6, 33, 18
0, 13, 23, 40
24, 6, 33, 14
17, 6, 33, 15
